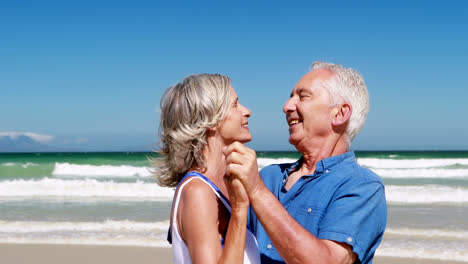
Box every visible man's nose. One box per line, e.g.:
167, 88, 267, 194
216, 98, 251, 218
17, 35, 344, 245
283, 98, 295, 113
243, 104, 251, 117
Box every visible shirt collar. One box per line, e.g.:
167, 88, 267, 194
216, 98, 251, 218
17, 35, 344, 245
286, 151, 356, 176
316, 151, 355, 173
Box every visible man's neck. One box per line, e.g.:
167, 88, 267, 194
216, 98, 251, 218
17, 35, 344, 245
285, 136, 349, 191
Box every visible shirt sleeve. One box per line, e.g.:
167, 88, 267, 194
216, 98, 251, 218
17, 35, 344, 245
317, 179, 387, 263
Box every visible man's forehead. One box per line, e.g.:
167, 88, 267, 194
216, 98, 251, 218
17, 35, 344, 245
293, 69, 334, 92
303, 68, 335, 82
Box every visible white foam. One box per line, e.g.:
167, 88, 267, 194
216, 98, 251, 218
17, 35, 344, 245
0, 220, 169, 233
386, 185, 468, 204
0, 237, 171, 247
0, 220, 171, 247
376, 243, 468, 262
0, 162, 39, 168
372, 168, 468, 178
1, 177, 466, 204
378, 227, 468, 261
0, 178, 174, 200
52, 162, 152, 177
385, 227, 468, 240
357, 158, 468, 169
22, 162, 39, 168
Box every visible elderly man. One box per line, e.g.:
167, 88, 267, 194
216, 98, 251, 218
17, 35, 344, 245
224, 61, 387, 264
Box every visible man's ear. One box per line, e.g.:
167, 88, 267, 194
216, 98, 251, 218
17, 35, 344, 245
332, 103, 352, 127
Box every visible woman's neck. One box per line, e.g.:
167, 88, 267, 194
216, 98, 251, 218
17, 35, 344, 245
196, 138, 228, 198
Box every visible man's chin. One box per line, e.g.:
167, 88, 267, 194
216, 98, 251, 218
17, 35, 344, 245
288, 137, 299, 147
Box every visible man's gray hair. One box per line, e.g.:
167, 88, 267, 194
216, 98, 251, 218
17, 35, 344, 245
311, 61, 369, 145
151, 74, 231, 187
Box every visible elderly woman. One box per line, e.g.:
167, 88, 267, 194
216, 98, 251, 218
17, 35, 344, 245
153, 74, 260, 264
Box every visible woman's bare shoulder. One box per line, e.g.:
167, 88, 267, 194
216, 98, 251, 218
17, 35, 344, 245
179, 177, 219, 211
177, 177, 222, 240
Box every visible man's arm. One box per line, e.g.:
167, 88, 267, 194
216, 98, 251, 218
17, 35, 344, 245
224, 142, 356, 264
250, 183, 356, 264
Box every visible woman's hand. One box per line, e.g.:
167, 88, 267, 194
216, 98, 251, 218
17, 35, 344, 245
224, 142, 263, 200
225, 176, 249, 210
221, 177, 248, 264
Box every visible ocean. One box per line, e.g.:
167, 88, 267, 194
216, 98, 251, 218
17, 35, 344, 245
1, 151, 467, 262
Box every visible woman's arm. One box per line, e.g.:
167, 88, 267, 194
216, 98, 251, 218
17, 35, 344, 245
219, 177, 249, 263
178, 178, 248, 264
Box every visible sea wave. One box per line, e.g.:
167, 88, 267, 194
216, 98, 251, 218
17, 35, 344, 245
386, 185, 468, 204
1, 178, 466, 204
47, 158, 297, 177
379, 228, 468, 261
0, 178, 174, 200
0, 219, 169, 233
358, 158, 468, 169
376, 240, 468, 262
0, 220, 170, 247
385, 227, 468, 240
372, 168, 468, 178
0, 237, 171, 247
52, 162, 152, 177
8, 158, 467, 180
1, 162, 39, 168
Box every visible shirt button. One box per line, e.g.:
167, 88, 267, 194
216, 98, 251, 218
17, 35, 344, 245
347, 237, 353, 243
325, 169, 329, 173
282, 179, 286, 184
267, 244, 272, 249
307, 208, 312, 213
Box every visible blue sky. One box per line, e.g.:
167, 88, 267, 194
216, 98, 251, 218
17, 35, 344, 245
1, 0, 468, 151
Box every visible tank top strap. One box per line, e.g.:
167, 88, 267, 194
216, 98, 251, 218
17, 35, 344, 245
168, 171, 231, 244
181, 172, 254, 233
182, 171, 231, 211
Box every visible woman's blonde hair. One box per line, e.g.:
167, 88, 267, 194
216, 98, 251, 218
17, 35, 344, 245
151, 74, 231, 187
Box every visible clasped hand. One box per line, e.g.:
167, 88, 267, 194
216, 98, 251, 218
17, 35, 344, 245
223, 142, 262, 208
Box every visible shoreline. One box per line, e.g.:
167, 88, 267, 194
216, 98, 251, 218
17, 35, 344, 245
0, 243, 466, 264
374, 256, 467, 264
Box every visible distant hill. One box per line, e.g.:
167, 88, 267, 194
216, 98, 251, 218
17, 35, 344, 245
0, 134, 55, 152
0, 132, 158, 153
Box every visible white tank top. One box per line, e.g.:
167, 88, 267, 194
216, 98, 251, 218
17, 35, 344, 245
170, 173, 260, 264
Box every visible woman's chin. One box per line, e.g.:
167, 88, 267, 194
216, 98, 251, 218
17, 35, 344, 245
239, 135, 252, 144
223, 134, 252, 146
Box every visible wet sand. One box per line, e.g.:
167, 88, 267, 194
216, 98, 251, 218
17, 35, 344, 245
0, 243, 466, 264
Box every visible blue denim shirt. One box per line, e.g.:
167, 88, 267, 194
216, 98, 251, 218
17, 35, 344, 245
249, 152, 387, 264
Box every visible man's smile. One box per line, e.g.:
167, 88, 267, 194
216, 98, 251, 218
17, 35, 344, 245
288, 118, 302, 127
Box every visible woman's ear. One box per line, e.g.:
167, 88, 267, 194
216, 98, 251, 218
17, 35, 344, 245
332, 103, 352, 127
206, 125, 217, 136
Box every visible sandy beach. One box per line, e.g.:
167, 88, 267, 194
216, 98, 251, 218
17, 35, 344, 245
0, 243, 466, 264
0, 244, 172, 264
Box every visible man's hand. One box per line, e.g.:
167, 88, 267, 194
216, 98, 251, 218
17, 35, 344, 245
223, 142, 263, 199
